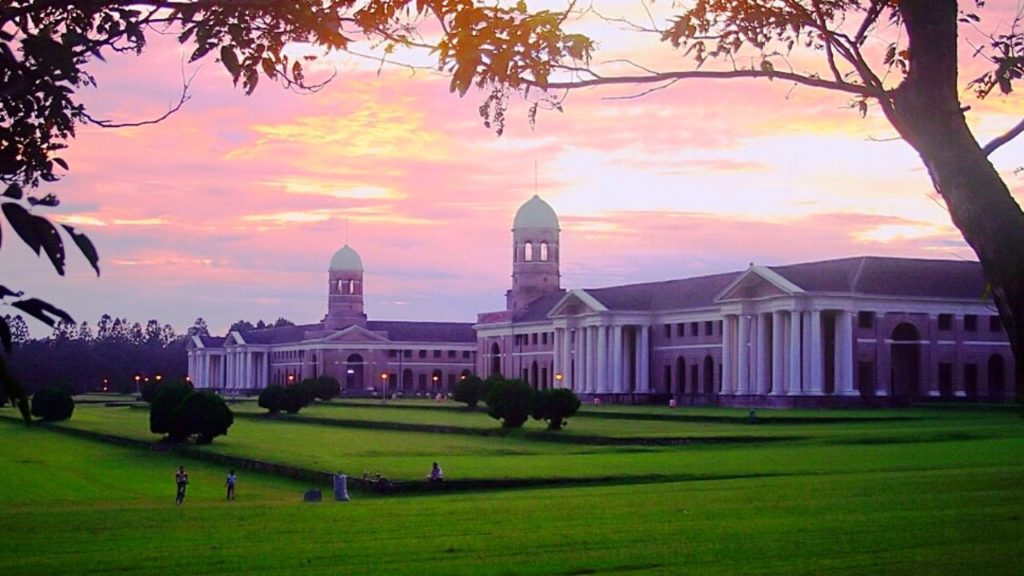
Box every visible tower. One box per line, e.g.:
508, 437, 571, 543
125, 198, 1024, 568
507, 195, 561, 313
324, 244, 367, 330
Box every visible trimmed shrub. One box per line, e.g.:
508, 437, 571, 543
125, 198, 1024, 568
0, 385, 8, 407
283, 384, 311, 414
140, 380, 163, 403
258, 384, 287, 414
452, 375, 484, 408
313, 376, 341, 400
178, 391, 234, 444
150, 381, 194, 441
30, 386, 75, 421
485, 378, 535, 429
530, 388, 581, 430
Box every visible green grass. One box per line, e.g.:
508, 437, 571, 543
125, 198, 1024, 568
1, 413, 1022, 575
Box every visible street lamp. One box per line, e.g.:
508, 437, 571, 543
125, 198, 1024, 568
555, 372, 564, 388
287, 374, 295, 385
380, 372, 389, 404
134, 374, 141, 395
432, 374, 439, 391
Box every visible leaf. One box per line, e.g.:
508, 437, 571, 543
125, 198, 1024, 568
3, 202, 41, 255
11, 298, 74, 328
0, 285, 24, 299
27, 193, 60, 207
2, 184, 22, 200
62, 225, 100, 276
0, 317, 10, 355
53, 157, 69, 170
221, 46, 241, 82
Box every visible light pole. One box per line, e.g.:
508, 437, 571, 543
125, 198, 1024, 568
432, 374, 439, 393
380, 372, 389, 404
555, 372, 564, 389
134, 374, 141, 395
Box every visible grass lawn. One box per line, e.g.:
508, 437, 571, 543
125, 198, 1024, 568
1, 414, 1022, 575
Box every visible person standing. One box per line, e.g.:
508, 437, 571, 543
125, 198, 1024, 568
175, 466, 189, 505
225, 469, 237, 500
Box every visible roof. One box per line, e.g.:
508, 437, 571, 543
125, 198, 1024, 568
225, 320, 476, 347
519, 256, 988, 316
329, 245, 363, 272
513, 195, 559, 230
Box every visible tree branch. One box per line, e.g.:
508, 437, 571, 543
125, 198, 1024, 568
81, 69, 196, 128
534, 68, 876, 97
983, 117, 1024, 156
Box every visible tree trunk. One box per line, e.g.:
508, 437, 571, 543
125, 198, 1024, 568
891, 0, 1024, 405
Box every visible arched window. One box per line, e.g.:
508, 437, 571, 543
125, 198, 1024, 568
338, 280, 347, 295
524, 242, 534, 262
540, 242, 549, 262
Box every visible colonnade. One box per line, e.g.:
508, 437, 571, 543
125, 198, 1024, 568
721, 309, 855, 396
552, 324, 650, 393
189, 349, 269, 390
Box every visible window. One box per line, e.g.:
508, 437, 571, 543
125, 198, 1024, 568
388, 350, 397, 359
531, 333, 538, 345
676, 323, 685, 337
690, 322, 699, 337
540, 242, 549, 262
542, 332, 548, 345
403, 350, 412, 358
524, 242, 534, 262
447, 350, 456, 358
964, 314, 977, 332
433, 350, 441, 358
938, 314, 953, 331
462, 351, 471, 359
664, 324, 671, 338
858, 311, 875, 329
990, 316, 1002, 333
704, 321, 714, 336
419, 350, 427, 359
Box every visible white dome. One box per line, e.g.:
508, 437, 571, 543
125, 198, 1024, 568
513, 195, 559, 230
329, 245, 363, 272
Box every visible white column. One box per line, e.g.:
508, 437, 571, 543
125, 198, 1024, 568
261, 352, 269, 389
737, 315, 750, 395
772, 311, 786, 396
612, 325, 624, 393
722, 315, 734, 394
587, 326, 598, 393
755, 313, 768, 395
552, 329, 562, 379
573, 328, 583, 391
788, 311, 803, 396
637, 325, 650, 393
597, 325, 609, 393
809, 310, 823, 394
835, 311, 856, 396
562, 329, 571, 388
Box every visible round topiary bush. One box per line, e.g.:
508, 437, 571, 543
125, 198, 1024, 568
178, 390, 234, 444
258, 384, 287, 414
452, 374, 484, 408
149, 381, 194, 441
0, 385, 8, 407
30, 386, 75, 421
140, 379, 163, 403
313, 376, 341, 400
530, 388, 581, 430
283, 384, 311, 414
485, 378, 535, 429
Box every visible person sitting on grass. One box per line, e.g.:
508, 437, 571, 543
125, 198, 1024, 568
427, 462, 444, 483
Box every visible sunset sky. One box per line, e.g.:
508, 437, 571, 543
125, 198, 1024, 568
9, 2, 1024, 337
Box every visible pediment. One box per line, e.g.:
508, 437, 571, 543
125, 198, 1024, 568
548, 289, 608, 318
715, 266, 804, 302
322, 324, 391, 343
223, 331, 246, 346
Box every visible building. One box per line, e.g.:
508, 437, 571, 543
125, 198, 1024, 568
190, 195, 1015, 405
475, 196, 1015, 406
187, 245, 477, 395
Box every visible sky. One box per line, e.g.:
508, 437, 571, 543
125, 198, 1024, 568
9, 1, 1024, 337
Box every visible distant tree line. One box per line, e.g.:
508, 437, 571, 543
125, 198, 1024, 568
5, 315, 298, 395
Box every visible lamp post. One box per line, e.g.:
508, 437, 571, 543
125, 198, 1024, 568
380, 372, 389, 404
287, 374, 295, 386
555, 372, 564, 389
432, 374, 439, 392
134, 374, 141, 395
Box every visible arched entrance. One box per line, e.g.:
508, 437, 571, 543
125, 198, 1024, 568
346, 353, 364, 390
703, 355, 715, 394
402, 368, 413, 393
490, 342, 501, 376
890, 323, 920, 401
431, 369, 442, 392
988, 354, 1005, 400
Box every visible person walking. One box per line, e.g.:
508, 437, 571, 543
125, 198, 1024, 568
225, 469, 237, 501
175, 466, 189, 505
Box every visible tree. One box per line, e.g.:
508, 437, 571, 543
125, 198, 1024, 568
485, 378, 534, 429
229, 320, 255, 333
187, 318, 210, 339
530, 388, 581, 431
312, 376, 341, 401
150, 380, 194, 442
452, 374, 485, 409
